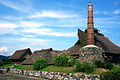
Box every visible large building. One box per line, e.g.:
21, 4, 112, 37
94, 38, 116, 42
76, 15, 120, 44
22, 48, 62, 65
20, 2, 120, 65
65, 2, 120, 64
9, 48, 32, 64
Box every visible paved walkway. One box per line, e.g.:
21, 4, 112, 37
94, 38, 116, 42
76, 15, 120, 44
0, 73, 47, 80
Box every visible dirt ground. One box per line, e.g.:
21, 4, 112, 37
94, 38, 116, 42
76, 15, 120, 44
95, 68, 109, 74
0, 73, 47, 80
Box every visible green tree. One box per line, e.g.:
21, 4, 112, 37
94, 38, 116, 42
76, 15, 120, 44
33, 58, 48, 70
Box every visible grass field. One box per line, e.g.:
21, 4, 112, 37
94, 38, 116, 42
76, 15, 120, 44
13, 65, 75, 73
41, 65, 75, 73
0, 64, 14, 68
13, 65, 33, 70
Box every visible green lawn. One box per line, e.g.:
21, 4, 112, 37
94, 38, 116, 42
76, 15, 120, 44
13, 65, 75, 73
41, 65, 75, 73
0, 64, 14, 68
13, 64, 33, 70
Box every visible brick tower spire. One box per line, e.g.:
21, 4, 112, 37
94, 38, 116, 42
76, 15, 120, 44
87, 1, 94, 45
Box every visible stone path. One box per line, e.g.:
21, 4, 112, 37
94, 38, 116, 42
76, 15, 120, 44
0, 73, 47, 80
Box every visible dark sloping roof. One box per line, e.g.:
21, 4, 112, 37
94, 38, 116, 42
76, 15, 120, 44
9, 48, 32, 60
66, 29, 120, 55
22, 48, 62, 65
95, 34, 120, 54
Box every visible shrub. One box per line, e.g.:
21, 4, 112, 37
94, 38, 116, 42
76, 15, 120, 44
94, 60, 104, 68
94, 60, 113, 70
103, 61, 114, 70
75, 62, 81, 72
83, 63, 95, 74
75, 62, 95, 74
68, 56, 76, 66
33, 58, 48, 70
100, 67, 120, 80
54, 55, 75, 67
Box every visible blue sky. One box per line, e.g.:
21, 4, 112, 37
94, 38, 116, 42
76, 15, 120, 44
0, 0, 120, 56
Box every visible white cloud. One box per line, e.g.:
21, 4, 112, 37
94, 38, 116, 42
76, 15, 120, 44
0, 0, 32, 12
16, 38, 51, 49
94, 9, 120, 18
52, 24, 80, 27
0, 21, 77, 37
0, 46, 8, 55
0, 21, 43, 34
118, 44, 120, 47
41, 32, 76, 37
4, 16, 24, 21
22, 28, 51, 33
16, 38, 50, 42
94, 10, 109, 15
19, 43, 48, 49
20, 21, 43, 27
23, 35, 34, 37
0, 46, 8, 52
0, 22, 19, 34
0, 22, 18, 28
114, 9, 120, 14
28, 10, 76, 18
94, 16, 120, 28
21, 28, 76, 37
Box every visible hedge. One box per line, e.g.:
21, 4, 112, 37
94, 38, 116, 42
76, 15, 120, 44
100, 67, 120, 80
33, 58, 48, 70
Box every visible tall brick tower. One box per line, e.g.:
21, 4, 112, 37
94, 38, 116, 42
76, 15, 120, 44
79, 2, 103, 64
87, 2, 94, 45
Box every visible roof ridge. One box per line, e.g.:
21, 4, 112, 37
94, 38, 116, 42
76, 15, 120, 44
16, 48, 30, 52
